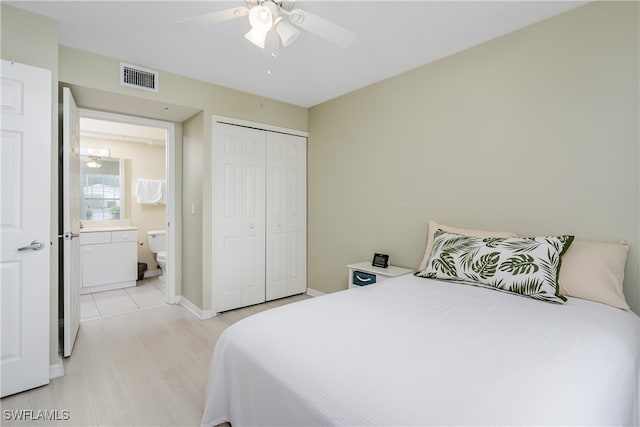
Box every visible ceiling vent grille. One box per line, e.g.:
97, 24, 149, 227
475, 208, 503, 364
120, 63, 158, 92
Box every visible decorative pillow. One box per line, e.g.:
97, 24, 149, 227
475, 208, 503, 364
416, 230, 574, 304
417, 220, 518, 271
559, 240, 629, 310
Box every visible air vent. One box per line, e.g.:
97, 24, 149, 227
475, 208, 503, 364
120, 63, 158, 92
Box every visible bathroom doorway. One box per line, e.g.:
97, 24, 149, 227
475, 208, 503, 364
76, 109, 178, 321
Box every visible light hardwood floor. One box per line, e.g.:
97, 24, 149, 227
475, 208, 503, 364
1, 294, 310, 426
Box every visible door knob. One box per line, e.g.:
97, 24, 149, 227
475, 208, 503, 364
18, 240, 45, 251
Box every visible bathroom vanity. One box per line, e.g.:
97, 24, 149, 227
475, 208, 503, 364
79, 226, 138, 294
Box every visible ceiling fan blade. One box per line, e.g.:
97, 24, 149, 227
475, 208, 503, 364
287, 9, 356, 48
176, 6, 249, 25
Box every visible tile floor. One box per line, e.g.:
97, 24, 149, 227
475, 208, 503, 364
80, 277, 167, 321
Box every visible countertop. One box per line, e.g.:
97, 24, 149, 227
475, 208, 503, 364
80, 226, 138, 233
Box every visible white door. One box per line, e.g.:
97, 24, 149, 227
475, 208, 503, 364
212, 122, 266, 312
266, 132, 307, 300
62, 87, 81, 357
0, 60, 52, 397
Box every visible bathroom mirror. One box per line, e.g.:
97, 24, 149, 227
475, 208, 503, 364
80, 156, 128, 220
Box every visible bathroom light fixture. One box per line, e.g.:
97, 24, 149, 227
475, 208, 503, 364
86, 157, 102, 169
80, 147, 110, 157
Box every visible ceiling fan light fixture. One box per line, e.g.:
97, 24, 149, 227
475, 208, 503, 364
248, 2, 277, 32
276, 19, 300, 47
245, 27, 267, 49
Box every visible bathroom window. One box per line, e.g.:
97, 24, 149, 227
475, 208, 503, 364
80, 157, 125, 220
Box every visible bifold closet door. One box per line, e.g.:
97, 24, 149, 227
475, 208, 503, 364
213, 123, 266, 312
266, 132, 307, 301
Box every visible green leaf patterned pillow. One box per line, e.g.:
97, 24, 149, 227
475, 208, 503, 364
415, 229, 574, 304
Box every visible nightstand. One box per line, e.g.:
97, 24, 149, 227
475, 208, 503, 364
347, 261, 414, 289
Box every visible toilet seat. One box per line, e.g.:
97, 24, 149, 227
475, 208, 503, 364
157, 251, 166, 261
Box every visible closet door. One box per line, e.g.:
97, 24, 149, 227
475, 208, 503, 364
266, 132, 307, 301
213, 123, 266, 312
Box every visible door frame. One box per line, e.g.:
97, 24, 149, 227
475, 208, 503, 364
210, 115, 308, 313
79, 109, 179, 304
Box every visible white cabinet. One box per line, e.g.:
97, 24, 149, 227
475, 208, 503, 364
80, 229, 138, 294
212, 121, 307, 313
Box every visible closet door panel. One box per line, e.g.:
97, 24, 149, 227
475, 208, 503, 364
266, 133, 307, 301
213, 123, 266, 312
241, 130, 266, 307
266, 146, 286, 300
214, 126, 242, 311
286, 138, 307, 296
221, 236, 242, 309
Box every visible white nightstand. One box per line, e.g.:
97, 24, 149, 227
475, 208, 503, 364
347, 261, 414, 289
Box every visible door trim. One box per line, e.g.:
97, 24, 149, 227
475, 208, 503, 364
214, 116, 309, 138
78, 109, 179, 304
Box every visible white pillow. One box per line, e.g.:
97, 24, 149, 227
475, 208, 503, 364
559, 240, 630, 310
418, 220, 518, 271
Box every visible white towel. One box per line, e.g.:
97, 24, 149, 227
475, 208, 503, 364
135, 179, 165, 204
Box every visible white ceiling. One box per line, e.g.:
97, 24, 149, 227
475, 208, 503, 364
8, 1, 586, 108
81, 117, 168, 146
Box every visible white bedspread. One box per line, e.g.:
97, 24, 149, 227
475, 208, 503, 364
202, 275, 640, 426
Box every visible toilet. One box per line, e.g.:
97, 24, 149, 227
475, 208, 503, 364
147, 230, 167, 281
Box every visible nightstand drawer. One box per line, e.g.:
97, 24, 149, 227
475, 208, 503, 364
347, 262, 414, 289
352, 271, 376, 286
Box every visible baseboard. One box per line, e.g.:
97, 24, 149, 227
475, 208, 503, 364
306, 288, 325, 297
179, 296, 216, 320
181, 291, 321, 319
50, 354, 64, 379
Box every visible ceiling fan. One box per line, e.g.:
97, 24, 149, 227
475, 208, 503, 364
177, 0, 356, 51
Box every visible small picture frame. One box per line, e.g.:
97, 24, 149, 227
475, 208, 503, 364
372, 253, 389, 269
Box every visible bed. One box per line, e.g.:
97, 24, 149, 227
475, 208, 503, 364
201, 224, 640, 426
202, 274, 639, 426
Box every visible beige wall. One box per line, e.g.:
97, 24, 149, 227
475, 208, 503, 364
81, 137, 167, 271
308, 1, 640, 313
1, 5, 60, 365
181, 112, 204, 306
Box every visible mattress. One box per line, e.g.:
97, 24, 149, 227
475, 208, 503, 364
201, 274, 640, 426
